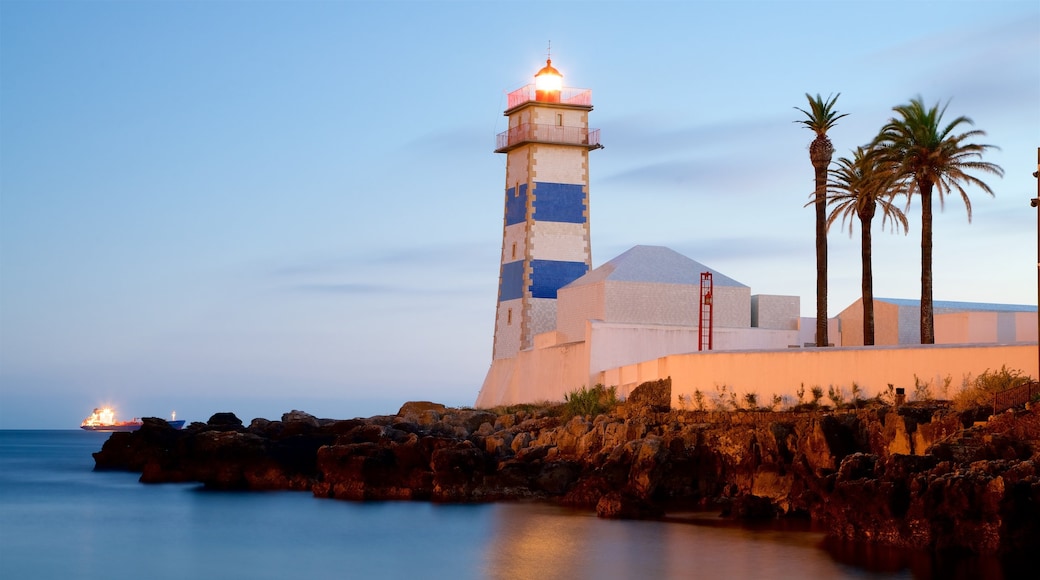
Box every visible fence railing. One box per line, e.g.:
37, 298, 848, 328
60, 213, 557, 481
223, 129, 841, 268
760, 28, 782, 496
496, 124, 600, 151
506, 85, 592, 110
993, 381, 1039, 413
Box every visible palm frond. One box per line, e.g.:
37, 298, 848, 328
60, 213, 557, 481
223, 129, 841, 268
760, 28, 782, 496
872, 95, 1003, 218
794, 93, 848, 136
826, 146, 908, 236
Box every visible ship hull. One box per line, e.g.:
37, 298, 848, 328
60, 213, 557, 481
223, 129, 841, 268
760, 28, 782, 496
81, 420, 185, 432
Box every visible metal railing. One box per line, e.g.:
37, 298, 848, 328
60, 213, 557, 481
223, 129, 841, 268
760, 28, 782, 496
496, 123, 600, 151
506, 85, 592, 110
993, 381, 1039, 413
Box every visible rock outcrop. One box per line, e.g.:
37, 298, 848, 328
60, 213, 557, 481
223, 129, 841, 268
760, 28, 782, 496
93, 396, 1040, 555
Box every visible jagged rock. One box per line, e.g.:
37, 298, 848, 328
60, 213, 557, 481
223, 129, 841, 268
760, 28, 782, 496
626, 436, 668, 499
282, 409, 320, 426
397, 401, 447, 418
596, 491, 663, 519
207, 412, 245, 430
725, 494, 779, 519
483, 432, 514, 458
90, 404, 1040, 555
750, 465, 795, 512
534, 461, 582, 495
627, 378, 671, 413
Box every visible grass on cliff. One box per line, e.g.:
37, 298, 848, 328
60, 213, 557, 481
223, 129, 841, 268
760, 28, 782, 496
488, 401, 563, 417
563, 384, 619, 419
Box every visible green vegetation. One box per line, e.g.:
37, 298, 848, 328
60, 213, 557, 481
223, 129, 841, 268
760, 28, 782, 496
490, 401, 561, 417
743, 392, 758, 410
563, 384, 619, 419
712, 384, 735, 410
693, 389, 706, 411
676, 393, 692, 411
912, 374, 934, 401
810, 386, 824, 407
953, 366, 1033, 411
827, 385, 846, 408
826, 146, 908, 346
768, 394, 783, 411
794, 93, 1004, 350
677, 390, 707, 412
850, 383, 863, 408
796, 93, 847, 348
871, 97, 1003, 344
876, 384, 897, 406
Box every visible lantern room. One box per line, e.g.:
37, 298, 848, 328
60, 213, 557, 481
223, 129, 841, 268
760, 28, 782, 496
534, 58, 563, 102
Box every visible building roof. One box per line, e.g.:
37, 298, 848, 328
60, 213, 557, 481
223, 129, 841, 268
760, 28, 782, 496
875, 297, 1037, 313
565, 245, 748, 288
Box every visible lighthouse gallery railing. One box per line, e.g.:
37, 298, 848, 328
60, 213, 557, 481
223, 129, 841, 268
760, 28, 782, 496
496, 124, 601, 151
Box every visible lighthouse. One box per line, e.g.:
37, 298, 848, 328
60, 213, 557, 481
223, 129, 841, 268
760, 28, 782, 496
491, 57, 602, 360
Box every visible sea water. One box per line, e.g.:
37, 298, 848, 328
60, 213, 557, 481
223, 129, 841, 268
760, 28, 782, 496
0, 430, 1018, 579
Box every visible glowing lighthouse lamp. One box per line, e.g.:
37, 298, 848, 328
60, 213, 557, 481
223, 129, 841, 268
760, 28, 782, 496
534, 58, 563, 103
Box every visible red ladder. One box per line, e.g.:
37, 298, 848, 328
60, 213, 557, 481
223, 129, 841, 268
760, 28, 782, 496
699, 272, 713, 351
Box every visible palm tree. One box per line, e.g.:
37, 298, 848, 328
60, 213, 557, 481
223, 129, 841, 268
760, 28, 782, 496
827, 146, 908, 345
796, 93, 847, 347
873, 97, 1003, 344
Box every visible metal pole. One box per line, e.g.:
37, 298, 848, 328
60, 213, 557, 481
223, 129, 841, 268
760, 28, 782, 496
1033, 147, 1039, 373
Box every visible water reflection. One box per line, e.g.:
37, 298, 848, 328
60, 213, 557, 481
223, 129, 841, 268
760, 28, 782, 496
824, 536, 1027, 580
481, 504, 912, 579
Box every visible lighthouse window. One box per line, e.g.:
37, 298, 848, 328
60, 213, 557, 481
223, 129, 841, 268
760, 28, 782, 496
507, 309, 513, 325
511, 242, 517, 259
556, 113, 563, 126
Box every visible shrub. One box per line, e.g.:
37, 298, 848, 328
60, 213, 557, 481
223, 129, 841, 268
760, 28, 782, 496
743, 392, 758, 410
827, 385, 846, 409
677, 393, 692, 411
953, 366, 1033, 411
768, 394, 782, 411
912, 375, 934, 401
491, 401, 560, 416
810, 386, 824, 406
850, 383, 863, 408
693, 389, 706, 411
712, 384, 732, 410
876, 383, 897, 406
563, 384, 619, 419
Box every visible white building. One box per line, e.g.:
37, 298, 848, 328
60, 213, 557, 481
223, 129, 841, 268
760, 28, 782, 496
837, 298, 1038, 346
478, 244, 806, 407
475, 58, 1039, 409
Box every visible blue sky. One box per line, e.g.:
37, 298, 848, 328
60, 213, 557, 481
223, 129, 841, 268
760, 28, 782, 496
2, 0, 1037, 429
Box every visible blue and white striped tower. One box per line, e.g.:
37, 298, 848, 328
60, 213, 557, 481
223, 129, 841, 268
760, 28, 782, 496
491, 58, 602, 360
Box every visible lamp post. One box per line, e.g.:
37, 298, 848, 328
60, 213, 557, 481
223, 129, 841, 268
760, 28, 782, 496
1033, 147, 1039, 372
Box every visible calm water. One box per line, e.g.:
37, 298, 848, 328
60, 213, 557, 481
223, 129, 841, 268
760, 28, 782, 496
0, 431, 1015, 579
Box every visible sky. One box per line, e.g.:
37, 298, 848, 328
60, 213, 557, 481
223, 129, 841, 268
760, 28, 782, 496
1, 0, 1037, 429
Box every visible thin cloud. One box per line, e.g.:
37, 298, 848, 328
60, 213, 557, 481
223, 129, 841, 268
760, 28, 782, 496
290, 282, 397, 295
271, 241, 496, 277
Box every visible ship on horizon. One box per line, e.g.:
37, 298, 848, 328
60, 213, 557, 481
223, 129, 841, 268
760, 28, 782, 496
80, 407, 185, 431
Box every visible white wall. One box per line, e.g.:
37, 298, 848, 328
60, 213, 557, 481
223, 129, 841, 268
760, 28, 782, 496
798, 317, 840, 347
557, 281, 605, 343
752, 294, 799, 330
593, 343, 1039, 410
476, 339, 590, 408
1015, 312, 1040, 342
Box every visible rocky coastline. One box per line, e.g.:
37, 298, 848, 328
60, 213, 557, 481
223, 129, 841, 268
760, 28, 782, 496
92, 380, 1040, 555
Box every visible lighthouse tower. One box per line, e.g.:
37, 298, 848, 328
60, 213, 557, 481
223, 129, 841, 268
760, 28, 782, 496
491, 57, 602, 360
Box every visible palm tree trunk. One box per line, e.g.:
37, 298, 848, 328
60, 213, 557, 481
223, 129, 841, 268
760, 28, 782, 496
860, 214, 875, 346
815, 163, 828, 347
920, 180, 935, 344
